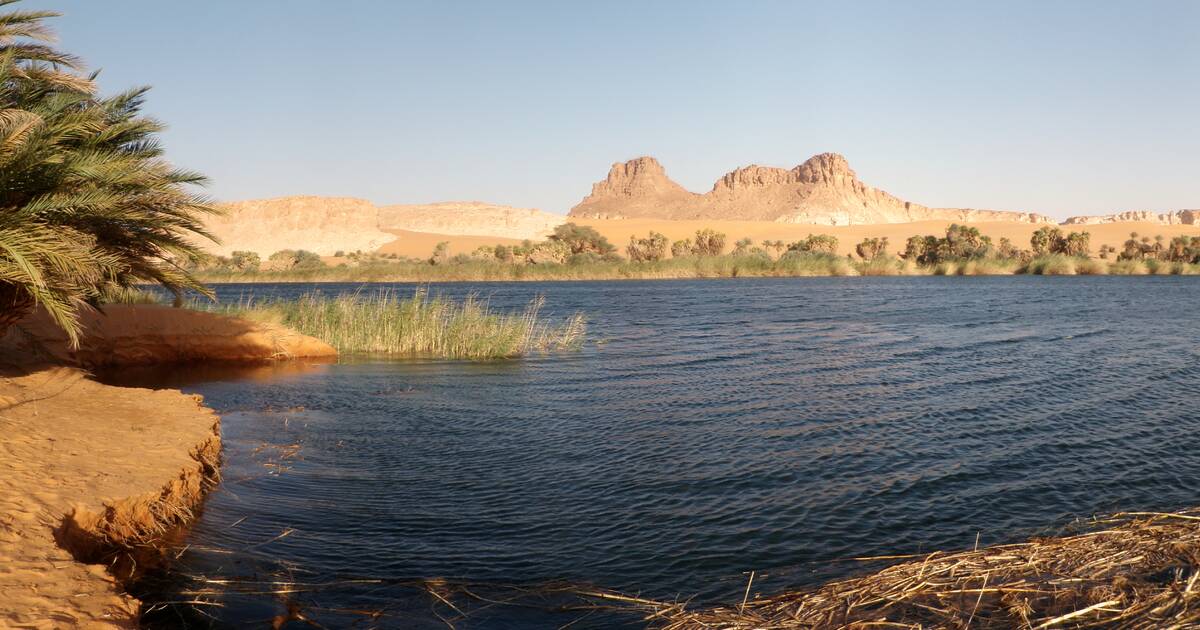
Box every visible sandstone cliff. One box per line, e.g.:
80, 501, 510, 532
378, 201, 561, 240
569, 153, 1053, 225
204, 196, 397, 257
1062, 210, 1200, 226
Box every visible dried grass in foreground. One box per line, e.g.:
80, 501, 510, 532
207, 289, 586, 359
601, 509, 1200, 629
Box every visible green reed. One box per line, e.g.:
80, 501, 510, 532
209, 289, 586, 359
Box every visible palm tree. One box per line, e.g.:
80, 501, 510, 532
0, 1, 217, 344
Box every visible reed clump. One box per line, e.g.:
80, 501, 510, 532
210, 289, 586, 358
605, 509, 1200, 629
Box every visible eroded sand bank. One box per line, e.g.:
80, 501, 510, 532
0, 306, 336, 627
0, 368, 219, 628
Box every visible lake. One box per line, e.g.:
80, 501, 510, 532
120, 277, 1200, 628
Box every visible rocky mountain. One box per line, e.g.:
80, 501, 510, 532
569, 153, 1053, 225
203, 197, 397, 257
1062, 210, 1199, 226
378, 201, 560, 240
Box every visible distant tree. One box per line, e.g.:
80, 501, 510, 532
293, 250, 324, 269
1030, 226, 1062, 256
525, 239, 570, 264
855, 237, 889, 260
549, 223, 616, 256
996, 237, 1020, 260
788, 234, 839, 255
692, 229, 726, 256
230, 251, 261, 272
671, 239, 693, 258
732, 237, 755, 256
429, 242, 450, 265
627, 232, 668, 262
268, 249, 324, 270
761, 240, 786, 259
1063, 232, 1091, 258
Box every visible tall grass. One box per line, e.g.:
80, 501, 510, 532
1022, 255, 1078, 275
774, 252, 857, 276
207, 289, 586, 359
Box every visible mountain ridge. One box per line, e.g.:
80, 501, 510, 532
568, 153, 1054, 225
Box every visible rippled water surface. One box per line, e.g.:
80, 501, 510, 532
129, 278, 1200, 627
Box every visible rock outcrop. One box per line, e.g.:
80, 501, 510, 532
1062, 210, 1200, 226
569, 153, 1053, 225
378, 201, 562, 240
204, 196, 396, 257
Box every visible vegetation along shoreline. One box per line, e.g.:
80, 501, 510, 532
190, 223, 1200, 283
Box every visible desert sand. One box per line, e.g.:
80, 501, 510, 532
0, 306, 336, 627
359, 219, 1200, 261
375, 228, 526, 259
0, 366, 220, 628
378, 201, 560, 240
7, 305, 336, 367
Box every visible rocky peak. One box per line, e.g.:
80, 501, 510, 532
711, 165, 796, 192
793, 152, 856, 186
591, 156, 688, 199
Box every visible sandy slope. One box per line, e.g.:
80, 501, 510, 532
0, 307, 336, 627
0, 367, 220, 628
7, 305, 336, 367
376, 228, 525, 259
367, 219, 1200, 260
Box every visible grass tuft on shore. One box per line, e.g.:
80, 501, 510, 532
208, 289, 586, 358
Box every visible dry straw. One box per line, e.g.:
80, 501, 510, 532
593, 509, 1200, 629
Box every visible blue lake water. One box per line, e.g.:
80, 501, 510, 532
121, 277, 1200, 628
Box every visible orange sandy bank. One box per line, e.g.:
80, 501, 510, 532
369, 219, 1200, 260
0, 367, 220, 628
6, 304, 336, 367
0, 306, 336, 627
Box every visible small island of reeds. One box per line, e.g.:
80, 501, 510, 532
197, 289, 587, 359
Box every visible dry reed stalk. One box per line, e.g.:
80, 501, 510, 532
593, 509, 1200, 629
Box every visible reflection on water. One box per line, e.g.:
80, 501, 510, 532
96, 356, 337, 390
132, 277, 1200, 628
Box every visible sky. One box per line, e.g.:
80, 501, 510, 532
25, 0, 1200, 218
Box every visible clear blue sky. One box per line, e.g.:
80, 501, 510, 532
27, 1, 1200, 218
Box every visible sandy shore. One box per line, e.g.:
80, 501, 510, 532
0, 306, 336, 627
374, 219, 1200, 260
0, 367, 219, 628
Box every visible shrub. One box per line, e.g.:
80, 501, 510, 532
731, 237, 755, 256
788, 234, 839, 255
671, 238, 694, 258
428, 242, 450, 265
549, 222, 616, 256
692, 229, 727, 256
626, 231, 668, 262
855, 237, 889, 260
525, 240, 570, 264
230, 251, 261, 272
